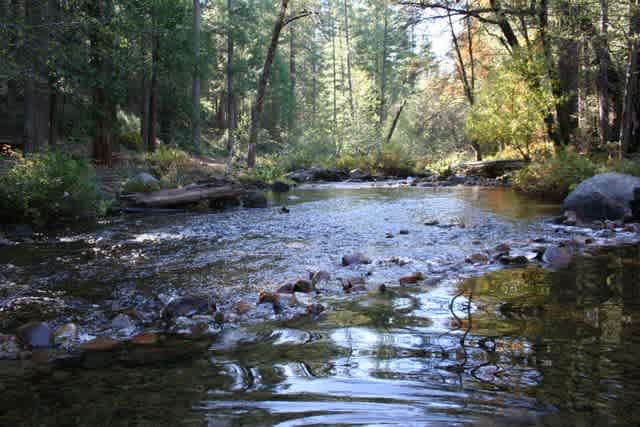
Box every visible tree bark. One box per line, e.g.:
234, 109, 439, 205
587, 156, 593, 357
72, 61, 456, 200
247, 0, 291, 168
23, 0, 50, 153
489, 0, 519, 50
386, 99, 407, 144
192, 0, 201, 147
344, 0, 355, 120
379, 0, 389, 126
621, 0, 640, 154
289, 18, 297, 131
332, 20, 337, 132
597, 0, 611, 146
226, 0, 236, 160
147, 12, 159, 153
556, 0, 579, 146
447, 7, 482, 161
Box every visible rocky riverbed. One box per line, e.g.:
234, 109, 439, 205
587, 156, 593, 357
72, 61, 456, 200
1, 183, 640, 425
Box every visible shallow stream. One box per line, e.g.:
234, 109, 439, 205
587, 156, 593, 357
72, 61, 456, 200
1, 184, 639, 426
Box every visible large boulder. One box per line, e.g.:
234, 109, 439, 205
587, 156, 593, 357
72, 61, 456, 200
563, 173, 640, 222
286, 168, 347, 183
124, 172, 161, 193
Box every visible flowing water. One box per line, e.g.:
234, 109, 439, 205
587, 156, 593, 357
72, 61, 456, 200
1, 184, 639, 426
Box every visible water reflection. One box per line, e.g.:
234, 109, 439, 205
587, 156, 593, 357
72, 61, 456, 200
3, 186, 640, 426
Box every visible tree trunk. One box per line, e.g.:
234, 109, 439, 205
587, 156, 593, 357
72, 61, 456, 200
331, 21, 337, 133
556, 0, 580, 146
289, 19, 297, 131
344, 0, 355, 120
226, 0, 236, 159
147, 16, 159, 153
597, 0, 611, 146
192, 0, 201, 147
379, 0, 389, 126
621, 0, 640, 154
23, 0, 50, 153
141, 76, 150, 146
247, 0, 291, 168
489, 0, 519, 50
386, 99, 407, 144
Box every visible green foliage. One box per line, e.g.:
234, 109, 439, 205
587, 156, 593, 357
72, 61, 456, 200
0, 149, 103, 226
465, 54, 554, 161
513, 148, 598, 200
119, 131, 144, 152
145, 145, 190, 178
605, 159, 640, 177
237, 155, 286, 184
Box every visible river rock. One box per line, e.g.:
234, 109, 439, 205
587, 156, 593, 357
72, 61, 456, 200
0, 234, 11, 247
53, 323, 79, 346
466, 253, 490, 264
498, 255, 529, 266
399, 229, 410, 235
8, 224, 34, 240
306, 304, 325, 316
234, 301, 252, 315
0, 334, 21, 360
563, 173, 640, 222
277, 282, 296, 294
163, 295, 215, 321
399, 272, 424, 285
16, 321, 52, 348
342, 253, 372, 266
111, 314, 137, 331
80, 337, 121, 352
272, 181, 291, 193
129, 332, 159, 346
424, 219, 440, 226
342, 277, 366, 293
349, 168, 367, 180
293, 279, 315, 293
310, 270, 330, 285
543, 245, 573, 269
243, 192, 268, 208
258, 291, 282, 314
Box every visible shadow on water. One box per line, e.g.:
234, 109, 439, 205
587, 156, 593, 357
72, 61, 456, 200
2, 186, 639, 425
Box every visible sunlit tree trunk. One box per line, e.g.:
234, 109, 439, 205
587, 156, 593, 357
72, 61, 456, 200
247, 0, 290, 168
379, 0, 389, 126
344, 0, 355, 120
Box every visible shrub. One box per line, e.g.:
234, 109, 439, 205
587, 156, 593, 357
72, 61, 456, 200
145, 145, 190, 178
0, 148, 103, 226
513, 148, 598, 200
118, 130, 143, 152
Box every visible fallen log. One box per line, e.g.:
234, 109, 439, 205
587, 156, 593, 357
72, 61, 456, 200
120, 183, 246, 208
455, 160, 527, 178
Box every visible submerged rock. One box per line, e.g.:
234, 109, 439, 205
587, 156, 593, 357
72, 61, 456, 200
111, 314, 137, 331
80, 337, 121, 352
543, 245, 573, 269
293, 279, 315, 293
399, 272, 424, 285
242, 192, 268, 208
563, 173, 640, 222
163, 295, 215, 321
53, 323, 79, 347
342, 253, 372, 266
310, 270, 330, 285
342, 277, 366, 293
466, 253, 490, 264
272, 181, 291, 193
306, 304, 325, 316
16, 321, 52, 348
0, 334, 21, 360
498, 255, 529, 266
129, 332, 159, 346
258, 291, 282, 314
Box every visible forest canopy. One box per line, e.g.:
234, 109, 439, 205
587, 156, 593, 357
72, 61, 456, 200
1, 0, 640, 194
